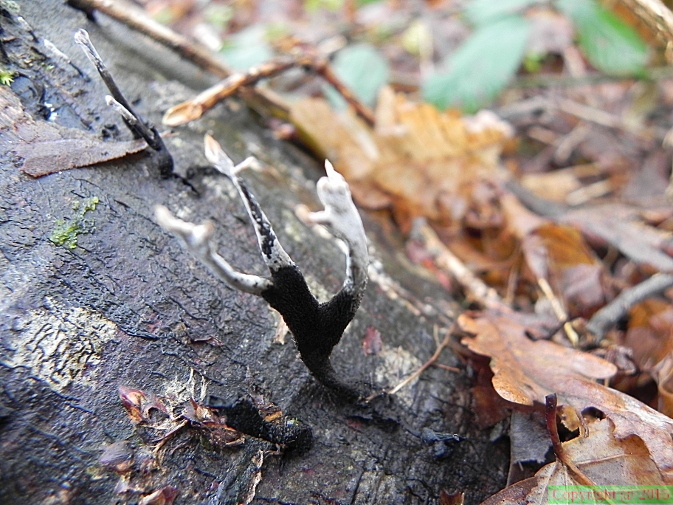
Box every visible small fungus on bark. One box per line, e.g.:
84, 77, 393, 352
156, 135, 369, 400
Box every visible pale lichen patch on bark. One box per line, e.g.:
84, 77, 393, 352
4, 297, 118, 391
374, 346, 422, 407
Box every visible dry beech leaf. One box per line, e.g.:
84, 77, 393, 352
656, 358, 673, 418
0, 87, 146, 178
501, 193, 609, 316
459, 311, 673, 481
560, 203, 673, 272
622, 299, 673, 417
625, 299, 673, 370
628, 298, 673, 415
138, 486, 179, 505
459, 311, 616, 406
481, 417, 666, 505
118, 386, 168, 424
290, 86, 513, 224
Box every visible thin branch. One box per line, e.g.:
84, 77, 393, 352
416, 222, 507, 311
384, 326, 456, 398
163, 58, 297, 127
537, 278, 580, 346
163, 55, 375, 128
587, 273, 673, 342
68, 0, 375, 128
313, 58, 376, 126
69, 0, 231, 78
68, 0, 288, 119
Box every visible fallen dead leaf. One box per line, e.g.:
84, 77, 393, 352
459, 311, 673, 481
0, 87, 147, 178
362, 326, 383, 356
138, 486, 178, 505
459, 311, 617, 407
560, 203, 673, 273
290, 86, 513, 227
624, 299, 673, 370
619, 298, 673, 417
481, 416, 666, 505
501, 192, 610, 318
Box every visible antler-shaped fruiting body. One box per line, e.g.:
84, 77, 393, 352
156, 135, 369, 400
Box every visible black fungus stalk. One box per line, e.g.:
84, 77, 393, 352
156, 135, 369, 400
74, 29, 174, 177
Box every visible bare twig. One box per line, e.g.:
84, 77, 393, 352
587, 273, 673, 342
163, 54, 376, 128
163, 58, 298, 126
415, 222, 507, 311
68, 0, 287, 118
313, 59, 376, 126
69, 0, 375, 128
537, 278, 580, 346
384, 326, 458, 398
69, 0, 230, 78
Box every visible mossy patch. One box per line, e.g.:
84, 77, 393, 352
0, 68, 14, 86
50, 196, 100, 249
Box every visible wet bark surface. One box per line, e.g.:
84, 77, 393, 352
0, 2, 508, 504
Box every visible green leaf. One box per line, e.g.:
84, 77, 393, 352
220, 26, 274, 71
465, 0, 538, 26
422, 15, 530, 112
557, 0, 647, 76
327, 43, 389, 108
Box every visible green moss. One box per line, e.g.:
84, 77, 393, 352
83, 196, 99, 212
0, 69, 14, 86
50, 197, 100, 249
50, 220, 82, 249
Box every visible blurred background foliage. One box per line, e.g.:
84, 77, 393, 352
144, 0, 659, 113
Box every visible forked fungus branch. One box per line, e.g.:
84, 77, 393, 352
156, 135, 369, 400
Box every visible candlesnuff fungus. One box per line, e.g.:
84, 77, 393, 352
155, 135, 369, 400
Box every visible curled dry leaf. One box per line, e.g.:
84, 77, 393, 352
481, 417, 667, 505
362, 326, 383, 356
560, 203, 673, 272
290, 86, 513, 225
118, 386, 169, 424
138, 486, 179, 505
99, 441, 134, 474
501, 192, 610, 317
624, 299, 673, 417
459, 311, 673, 481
